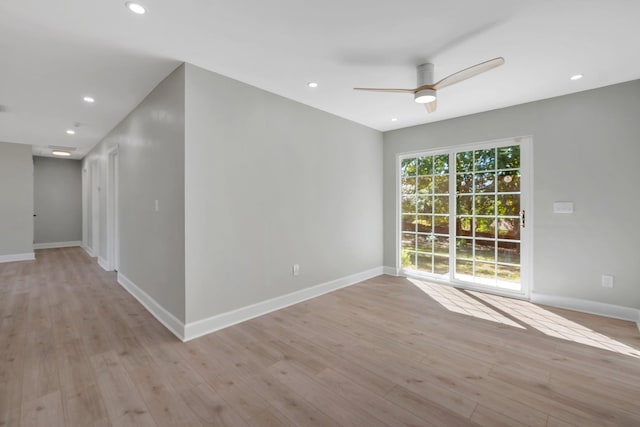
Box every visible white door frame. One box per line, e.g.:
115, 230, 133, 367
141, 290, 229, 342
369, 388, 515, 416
106, 146, 120, 271
82, 166, 88, 249
91, 160, 100, 257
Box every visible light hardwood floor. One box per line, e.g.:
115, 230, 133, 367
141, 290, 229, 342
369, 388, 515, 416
1, 247, 640, 426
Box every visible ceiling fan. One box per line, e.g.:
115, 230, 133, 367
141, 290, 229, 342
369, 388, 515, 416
354, 57, 504, 113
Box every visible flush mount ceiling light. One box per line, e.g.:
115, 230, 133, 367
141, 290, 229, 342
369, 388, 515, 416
307, 82, 318, 88
83, 96, 95, 103
391, 117, 398, 122
52, 150, 71, 157
570, 74, 583, 81
125, 2, 146, 14
66, 129, 76, 135
414, 89, 436, 104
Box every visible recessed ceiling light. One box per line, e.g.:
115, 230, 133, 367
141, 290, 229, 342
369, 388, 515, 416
66, 129, 76, 135
83, 96, 95, 103
307, 82, 318, 88
391, 118, 398, 122
125, 2, 146, 14
52, 150, 71, 157
570, 74, 583, 81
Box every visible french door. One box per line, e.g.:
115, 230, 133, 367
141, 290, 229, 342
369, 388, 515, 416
398, 137, 531, 298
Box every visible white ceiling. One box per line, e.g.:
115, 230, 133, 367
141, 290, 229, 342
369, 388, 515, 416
1, 0, 639, 159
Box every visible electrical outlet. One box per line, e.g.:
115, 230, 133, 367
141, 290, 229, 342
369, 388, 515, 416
292, 264, 300, 276
601, 275, 614, 289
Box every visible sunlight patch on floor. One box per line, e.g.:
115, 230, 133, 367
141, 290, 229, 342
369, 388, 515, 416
471, 291, 640, 359
408, 278, 524, 329
409, 278, 640, 359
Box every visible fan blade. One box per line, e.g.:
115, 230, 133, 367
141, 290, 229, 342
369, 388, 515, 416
433, 57, 504, 90
424, 99, 437, 113
353, 87, 416, 94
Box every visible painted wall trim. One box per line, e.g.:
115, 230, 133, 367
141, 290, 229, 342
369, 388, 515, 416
34, 241, 81, 250
98, 257, 109, 271
184, 267, 384, 341
81, 244, 95, 258
383, 266, 400, 276
531, 292, 639, 324
117, 272, 185, 341
0, 253, 35, 264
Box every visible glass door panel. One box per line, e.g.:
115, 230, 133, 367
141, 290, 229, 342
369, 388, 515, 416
453, 144, 522, 292
400, 154, 450, 277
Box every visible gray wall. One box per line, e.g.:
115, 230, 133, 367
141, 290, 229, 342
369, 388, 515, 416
33, 156, 82, 244
184, 64, 383, 323
383, 80, 640, 309
0, 142, 34, 257
83, 65, 186, 322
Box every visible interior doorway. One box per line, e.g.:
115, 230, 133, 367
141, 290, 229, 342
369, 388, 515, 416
106, 147, 119, 271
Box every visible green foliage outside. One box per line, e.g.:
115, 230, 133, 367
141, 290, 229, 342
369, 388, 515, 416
400, 145, 522, 283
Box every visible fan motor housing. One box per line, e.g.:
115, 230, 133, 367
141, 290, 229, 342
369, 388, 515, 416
417, 63, 434, 85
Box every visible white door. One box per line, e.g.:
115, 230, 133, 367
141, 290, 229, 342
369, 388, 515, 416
399, 137, 531, 298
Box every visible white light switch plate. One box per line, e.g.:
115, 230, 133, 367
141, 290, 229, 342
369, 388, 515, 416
553, 201, 574, 214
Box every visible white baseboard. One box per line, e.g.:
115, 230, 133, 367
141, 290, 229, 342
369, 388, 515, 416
34, 241, 81, 250
183, 266, 384, 341
81, 244, 95, 258
531, 292, 640, 326
0, 252, 35, 263
117, 273, 185, 341
109, 268, 640, 340
383, 266, 400, 276
98, 257, 109, 271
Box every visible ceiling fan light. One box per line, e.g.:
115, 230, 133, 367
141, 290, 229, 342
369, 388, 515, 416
414, 89, 436, 104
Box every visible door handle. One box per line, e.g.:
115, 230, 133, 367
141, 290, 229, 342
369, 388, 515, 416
521, 210, 525, 228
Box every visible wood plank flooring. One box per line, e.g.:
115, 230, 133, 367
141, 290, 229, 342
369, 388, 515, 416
1, 247, 640, 426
